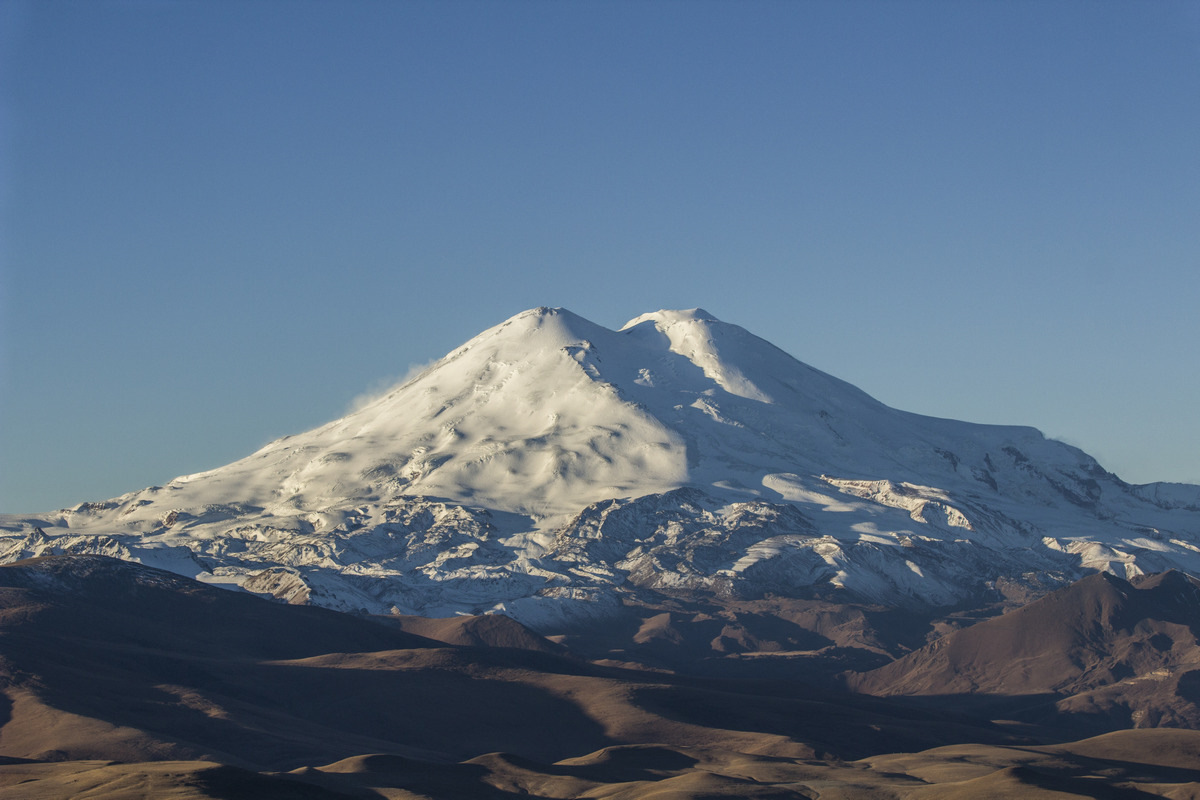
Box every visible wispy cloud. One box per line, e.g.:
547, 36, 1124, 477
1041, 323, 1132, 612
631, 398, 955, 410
346, 359, 438, 414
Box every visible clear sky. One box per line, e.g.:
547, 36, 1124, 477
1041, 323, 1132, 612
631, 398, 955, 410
2, 0, 1197, 513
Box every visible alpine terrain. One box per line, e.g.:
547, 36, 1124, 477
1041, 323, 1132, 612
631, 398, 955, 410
3, 307, 1199, 626
4, 307, 1200, 798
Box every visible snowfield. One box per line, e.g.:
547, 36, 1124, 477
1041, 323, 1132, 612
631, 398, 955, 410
3, 307, 1198, 628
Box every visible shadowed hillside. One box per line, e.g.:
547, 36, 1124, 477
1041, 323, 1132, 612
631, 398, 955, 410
2, 556, 1199, 797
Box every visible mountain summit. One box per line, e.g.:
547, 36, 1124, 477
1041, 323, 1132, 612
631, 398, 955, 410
2, 307, 1198, 625
121, 305, 899, 517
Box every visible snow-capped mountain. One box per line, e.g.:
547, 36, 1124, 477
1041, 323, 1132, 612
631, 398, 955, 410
3, 307, 1198, 627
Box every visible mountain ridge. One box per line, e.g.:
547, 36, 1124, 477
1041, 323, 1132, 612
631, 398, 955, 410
849, 568, 1200, 730
2, 307, 1197, 626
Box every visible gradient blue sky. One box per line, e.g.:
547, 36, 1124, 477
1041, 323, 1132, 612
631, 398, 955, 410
2, 0, 1198, 513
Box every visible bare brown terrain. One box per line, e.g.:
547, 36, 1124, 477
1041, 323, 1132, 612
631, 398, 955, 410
2, 555, 1199, 798
851, 570, 1200, 734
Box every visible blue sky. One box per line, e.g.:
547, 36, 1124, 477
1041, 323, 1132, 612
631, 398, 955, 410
2, 0, 1198, 513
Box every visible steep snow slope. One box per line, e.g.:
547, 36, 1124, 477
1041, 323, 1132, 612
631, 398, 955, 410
2, 307, 1198, 626
139, 308, 690, 518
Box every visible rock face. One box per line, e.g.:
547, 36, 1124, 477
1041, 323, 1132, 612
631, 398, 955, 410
2, 307, 1198, 627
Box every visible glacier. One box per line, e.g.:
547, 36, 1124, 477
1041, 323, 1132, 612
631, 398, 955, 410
3, 306, 1198, 628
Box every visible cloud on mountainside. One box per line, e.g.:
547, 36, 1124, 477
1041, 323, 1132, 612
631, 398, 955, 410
346, 360, 439, 414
